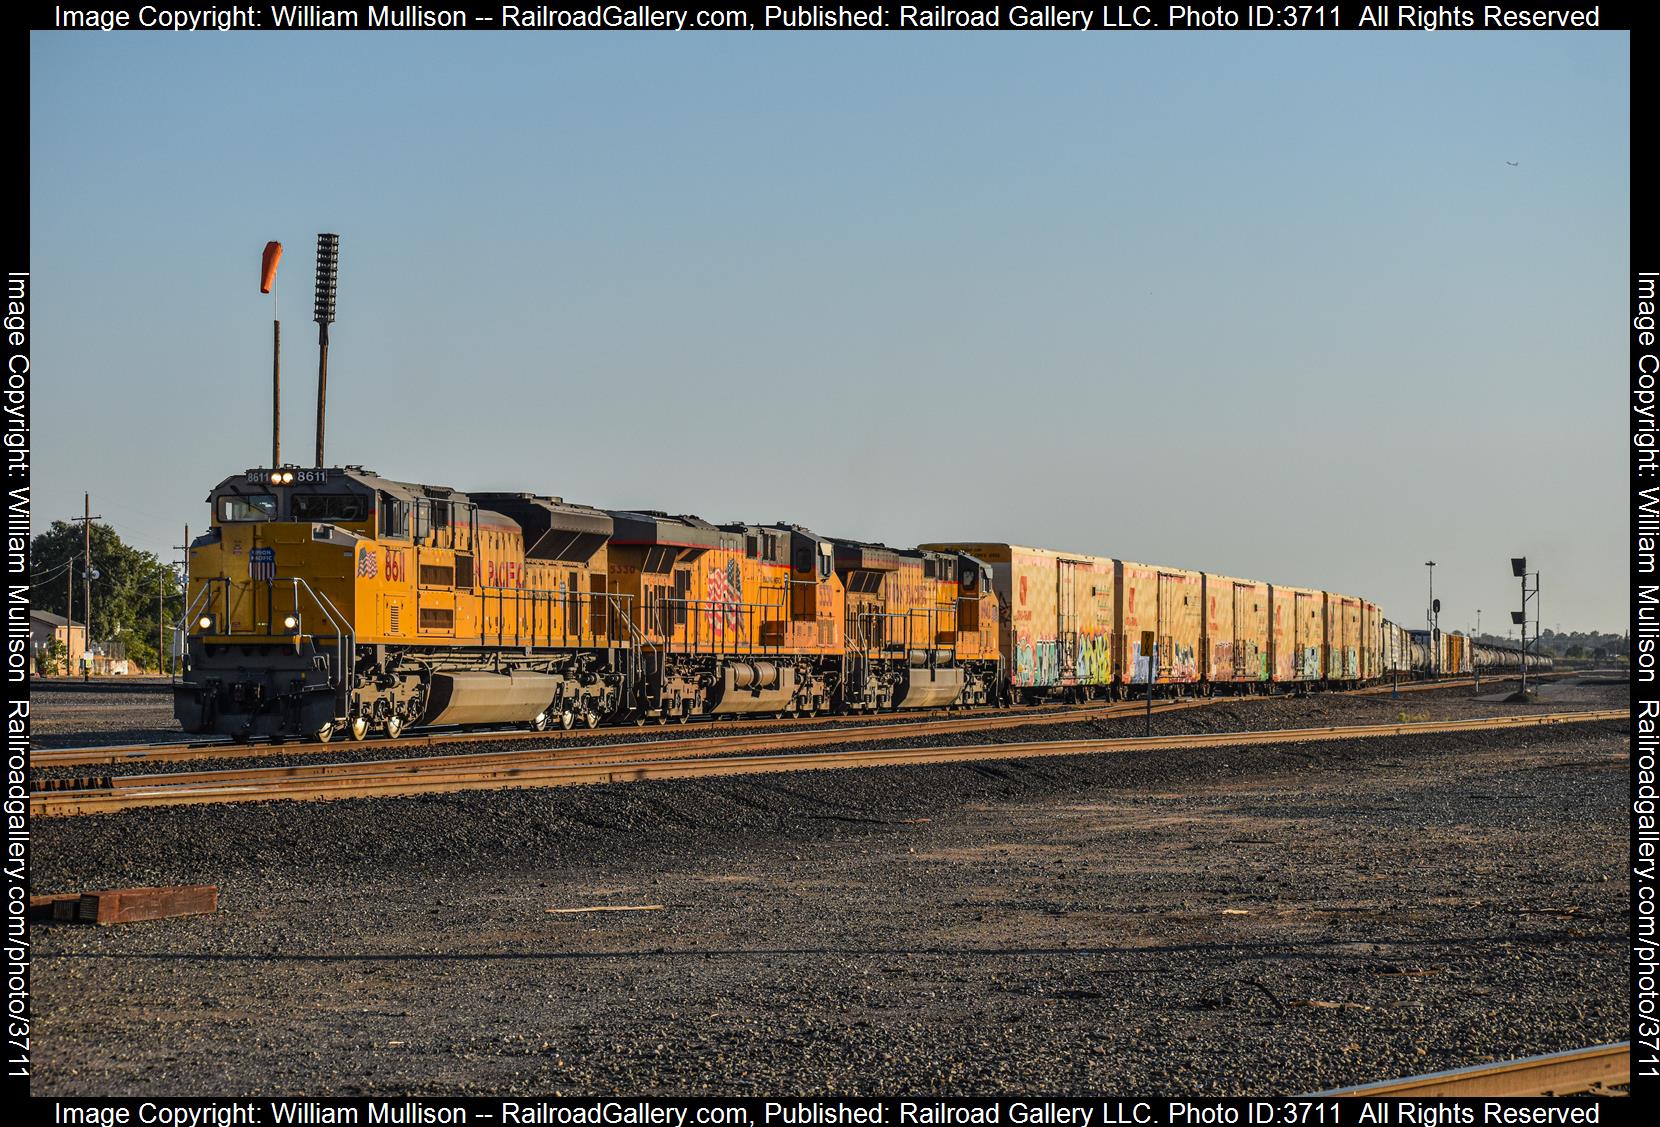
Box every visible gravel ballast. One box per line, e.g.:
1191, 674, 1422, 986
27, 677, 1628, 1097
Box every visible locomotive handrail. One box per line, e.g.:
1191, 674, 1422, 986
175, 576, 354, 707
174, 578, 229, 676
602, 592, 647, 711
284, 577, 355, 700
177, 578, 220, 639
847, 607, 960, 668
478, 584, 622, 650
663, 596, 789, 659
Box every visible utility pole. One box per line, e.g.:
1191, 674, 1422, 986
172, 526, 191, 673
173, 525, 192, 600
74, 494, 102, 674
157, 564, 166, 676
64, 557, 73, 674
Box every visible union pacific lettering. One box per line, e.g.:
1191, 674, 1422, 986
485, 560, 522, 587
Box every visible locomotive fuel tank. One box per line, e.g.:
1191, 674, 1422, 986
423, 670, 564, 727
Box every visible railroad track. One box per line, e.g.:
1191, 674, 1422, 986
31, 708, 1622, 817
34, 696, 1216, 788
35, 671, 1567, 768
1319, 1041, 1629, 1097
32, 699, 1135, 767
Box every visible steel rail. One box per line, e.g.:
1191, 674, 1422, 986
35, 698, 1221, 791
31, 697, 1217, 769
36, 671, 1575, 768
31, 702, 1099, 766
1348, 670, 1575, 696
32, 710, 1622, 817
1317, 1041, 1629, 1097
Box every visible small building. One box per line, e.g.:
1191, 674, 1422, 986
30, 610, 87, 675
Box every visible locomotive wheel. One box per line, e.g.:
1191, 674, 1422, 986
348, 715, 370, 742
313, 722, 336, 744
584, 710, 601, 729
385, 715, 405, 740
560, 708, 576, 731
529, 711, 551, 732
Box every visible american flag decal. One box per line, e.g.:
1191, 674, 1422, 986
248, 547, 276, 581
357, 547, 378, 579
706, 560, 742, 636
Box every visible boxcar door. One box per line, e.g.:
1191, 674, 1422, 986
1056, 559, 1080, 681
1232, 582, 1248, 678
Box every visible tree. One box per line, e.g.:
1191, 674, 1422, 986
32, 521, 183, 673
36, 639, 67, 676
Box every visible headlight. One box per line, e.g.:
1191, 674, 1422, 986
197, 615, 214, 631
282, 614, 299, 631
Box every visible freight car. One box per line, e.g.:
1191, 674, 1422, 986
174, 464, 1550, 740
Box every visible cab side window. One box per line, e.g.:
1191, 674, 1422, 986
380, 493, 411, 539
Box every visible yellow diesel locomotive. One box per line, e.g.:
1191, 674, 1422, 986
175, 466, 1002, 740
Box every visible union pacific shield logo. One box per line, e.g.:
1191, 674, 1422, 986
357, 547, 378, 578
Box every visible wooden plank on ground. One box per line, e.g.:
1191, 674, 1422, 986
76, 885, 218, 925
28, 894, 83, 921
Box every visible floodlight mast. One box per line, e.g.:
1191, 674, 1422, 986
313, 233, 339, 468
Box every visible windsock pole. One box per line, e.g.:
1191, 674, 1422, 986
261, 241, 284, 467
272, 319, 281, 466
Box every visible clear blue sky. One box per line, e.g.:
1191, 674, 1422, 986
29, 30, 1629, 635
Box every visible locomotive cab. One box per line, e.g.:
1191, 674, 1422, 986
177, 466, 385, 740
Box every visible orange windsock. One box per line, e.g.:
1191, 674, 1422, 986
260, 241, 284, 294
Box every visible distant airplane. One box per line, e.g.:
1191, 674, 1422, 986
1506, 161, 1520, 166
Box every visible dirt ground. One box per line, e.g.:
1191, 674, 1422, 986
28, 677, 1629, 1096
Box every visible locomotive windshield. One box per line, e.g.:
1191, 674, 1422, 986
293, 493, 369, 523
212, 482, 373, 525
219, 494, 277, 522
